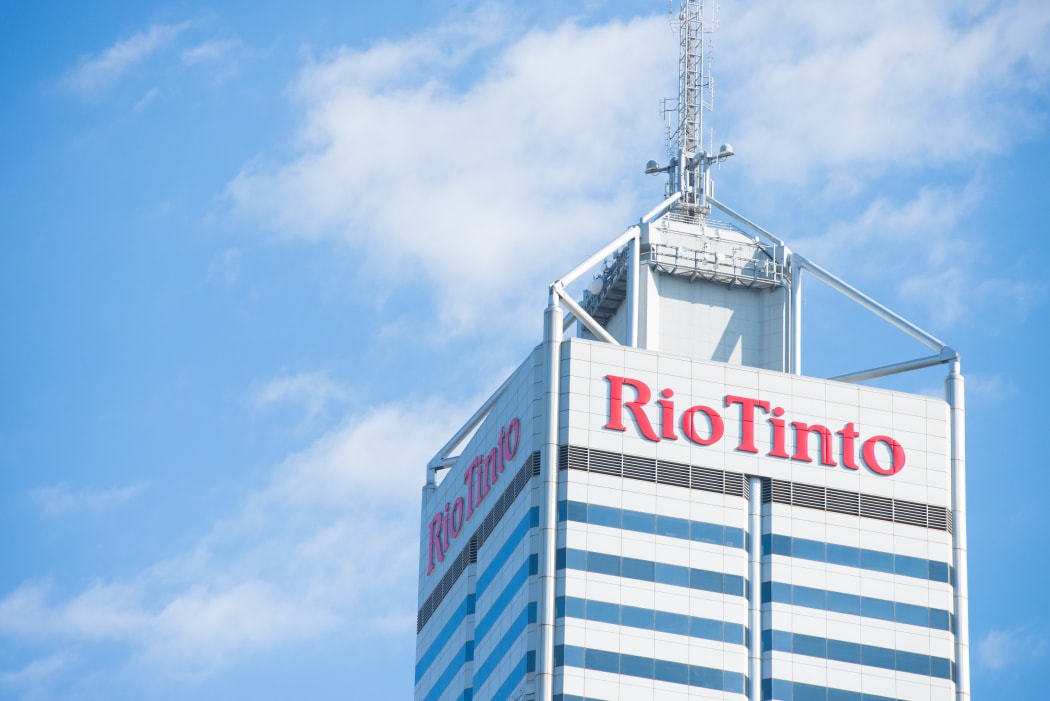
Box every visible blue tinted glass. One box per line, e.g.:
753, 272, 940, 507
761, 629, 773, 650
724, 622, 745, 644
828, 639, 861, 664
622, 509, 655, 534
554, 644, 564, 666
585, 648, 618, 673
655, 659, 688, 684
555, 596, 565, 618
691, 521, 722, 544
761, 533, 772, 555
657, 515, 690, 539
861, 597, 894, 621
565, 597, 585, 618
929, 561, 950, 583
566, 500, 587, 523
655, 562, 689, 587
827, 591, 859, 615
588, 504, 620, 528
897, 651, 929, 675
770, 582, 792, 604
567, 548, 586, 570
586, 600, 619, 625
588, 552, 619, 576
771, 630, 792, 652
770, 534, 792, 556
690, 665, 722, 690
931, 656, 952, 679
827, 543, 859, 567
466, 594, 476, 615
723, 671, 745, 694
691, 569, 722, 592
860, 549, 894, 573
556, 548, 566, 569
794, 682, 826, 701
770, 679, 792, 700
622, 556, 654, 581
793, 538, 826, 562
693, 617, 722, 641
896, 602, 929, 627
620, 653, 654, 679
793, 585, 826, 609
761, 580, 772, 603
724, 574, 745, 595
621, 604, 653, 630
655, 610, 689, 635
828, 689, 862, 701
861, 644, 895, 670
793, 633, 826, 658
564, 645, 584, 667
557, 501, 567, 522
725, 527, 745, 548
929, 608, 950, 631
894, 554, 928, 578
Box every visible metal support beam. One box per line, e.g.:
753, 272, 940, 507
829, 351, 952, 384
559, 226, 639, 289
947, 360, 970, 701
554, 282, 619, 345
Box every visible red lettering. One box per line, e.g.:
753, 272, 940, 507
449, 498, 465, 538
658, 389, 678, 440
791, 422, 836, 466
863, 435, 906, 475
838, 423, 860, 470
503, 418, 520, 462
426, 512, 445, 575
605, 375, 659, 441
768, 406, 788, 458
724, 395, 771, 453
681, 405, 724, 445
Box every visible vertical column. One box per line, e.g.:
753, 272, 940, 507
628, 234, 639, 347
946, 360, 969, 700
748, 476, 762, 701
791, 258, 803, 375
535, 289, 562, 700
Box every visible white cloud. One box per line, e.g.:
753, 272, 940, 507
0, 397, 469, 677
250, 371, 349, 417
32, 483, 146, 517
181, 39, 239, 66
720, 0, 1050, 187
61, 23, 189, 98
976, 626, 1047, 671
227, 14, 673, 331
0, 653, 76, 691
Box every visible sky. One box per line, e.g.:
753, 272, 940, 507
1, 0, 1048, 699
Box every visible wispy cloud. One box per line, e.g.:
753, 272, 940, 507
227, 13, 673, 333
32, 483, 146, 517
60, 23, 189, 98
976, 626, 1047, 671
0, 652, 76, 692
250, 371, 349, 417
0, 397, 468, 678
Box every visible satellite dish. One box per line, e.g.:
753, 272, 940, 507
718, 143, 734, 158
645, 160, 662, 174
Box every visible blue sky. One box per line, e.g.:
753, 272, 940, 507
1, 1, 1048, 699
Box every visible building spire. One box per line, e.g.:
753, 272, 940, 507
646, 0, 733, 220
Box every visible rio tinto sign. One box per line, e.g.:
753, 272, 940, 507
604, 375, 905, 477
425, 419, 521, 575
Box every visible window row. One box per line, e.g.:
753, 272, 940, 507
555, 595, 746, 645
560, 499, 746, 548
763, 533, 952, 583
557, 547, 746, 596
554, 644, 746, 694
763, 581, 953, 631
764, 629, 954, 680
762, 678, 905, 701
415, 593, 476, 683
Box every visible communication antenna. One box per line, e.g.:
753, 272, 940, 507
645, 0, 734, 220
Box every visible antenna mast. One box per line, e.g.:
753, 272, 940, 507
648, 0, 733, 220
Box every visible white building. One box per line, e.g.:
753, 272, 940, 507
413, 3, 969, 700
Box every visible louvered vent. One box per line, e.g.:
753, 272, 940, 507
657, 460, 690, 488
792, 482, 825, 510
724, 472, 745, 497
589, 449, 622, 476
623, 454, 656, 482
826, 488, 859, 515
769, 479, 792, 504
860, 493, 894, 522
692, 466, 724, 493
761, 478, 772, 504
894, 499, 928, 528
531, 451, 541, 476
928, 506, 950, 531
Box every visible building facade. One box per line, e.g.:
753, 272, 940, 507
414, 4, 968, 700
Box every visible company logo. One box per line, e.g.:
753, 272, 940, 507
426, 418, 521, 576
604, 375, 904, 476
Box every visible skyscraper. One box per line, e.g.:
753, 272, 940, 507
413, 3, 968, 700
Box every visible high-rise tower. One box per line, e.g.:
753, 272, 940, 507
413, 3, 968, 700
